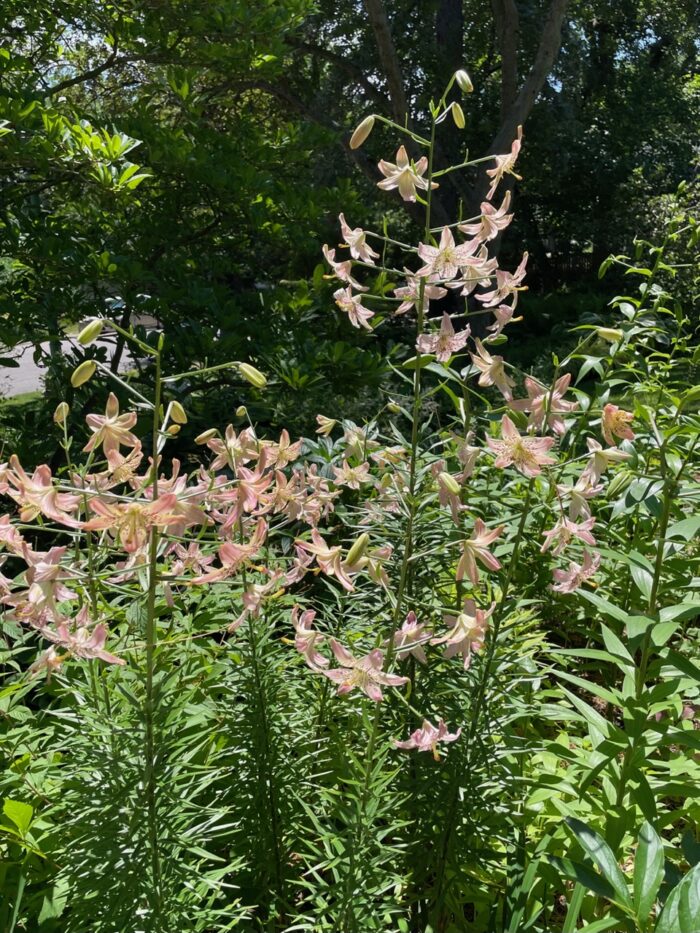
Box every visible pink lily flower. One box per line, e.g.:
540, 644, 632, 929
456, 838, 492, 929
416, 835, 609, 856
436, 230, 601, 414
556, 478, 602, 520
580, 438, 631, 486
552, 550, 601, 594
454, 432, 480, 481
457, 519, 504, 585
417, 227, 480, 281
83, 494, 184, 553
291, 607, 329, 671
167, 541, 216, 577
432, 598, 494, 669
541, 516, 597, 556
333, 286, 375, 330
207, 425, 259, 472
48, 620, 125, 665
446, 247, 498, 297
0, 513, 27, 556
459, 191, 513, 242
5, 456, 81, 528
509, 373, 579, 435
394, 719, 461, 759
485, 125, 523, 200
377, 145, 437, 202
387, 611, 430, 664
338, 214, 379, 264
294, 529, 355, 591
83, 392, 139, 455
470, 339, 515, 399
394, 270, 447, 315
486, 304, 522, 339
322, 244, 368, 291
229, 573, 284, 632
416, 312, 470, 363
486, 415, 557, 477
602, 404, 635, 446
191, 518, 268, 584
324, 640, 408, 702
477, 252, 529, 309
332, 459, 372, 490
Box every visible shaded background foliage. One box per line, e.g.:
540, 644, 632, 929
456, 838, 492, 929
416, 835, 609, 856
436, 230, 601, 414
0, 0, 698, 450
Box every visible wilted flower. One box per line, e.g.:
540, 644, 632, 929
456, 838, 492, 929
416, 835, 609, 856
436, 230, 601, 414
486, 415, 556, 477
602, 404, 635, 446
338, 214, 380, 264
552, 550, 601, 594
486, 304, 522, 339
457, 519, 503, 586
485, 125, 523, 199
394, 718, 461, 758
416, 312, 470, 363
84, 392, 139, 455
324, 640, 408, 701
377, 145, 436, 202
433, 598, 494, 669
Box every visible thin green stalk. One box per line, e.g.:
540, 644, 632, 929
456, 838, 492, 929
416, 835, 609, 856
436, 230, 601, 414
143, 336, 164, 919
339, 109, 439, 933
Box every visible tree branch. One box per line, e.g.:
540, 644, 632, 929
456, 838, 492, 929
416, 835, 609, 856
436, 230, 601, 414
361, 0, 409, 125
48, 41, 120, 96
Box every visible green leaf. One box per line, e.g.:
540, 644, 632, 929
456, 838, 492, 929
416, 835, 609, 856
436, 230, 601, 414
565, 817, 632, 908
667, 516, 700, 541
2, 798, 33, 836
548, 854, 616, 901
656, 863, 700, 933
634, 821, 664, 922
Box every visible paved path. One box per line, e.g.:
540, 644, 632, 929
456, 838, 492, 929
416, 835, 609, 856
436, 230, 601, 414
0, 320, 157, 398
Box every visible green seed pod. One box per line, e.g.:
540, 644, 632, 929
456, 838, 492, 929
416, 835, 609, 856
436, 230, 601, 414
238, 363, 267, 389
70, 360, 97, 388
454, 70, 474, 93
349, 115, 375, 150
346, 533, 370, 566
170, 400, 188, 424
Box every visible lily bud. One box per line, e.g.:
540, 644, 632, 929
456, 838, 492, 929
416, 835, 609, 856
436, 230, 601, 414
606, 468, 634, 499
53, 402, 70, 425
454, 70, 474, 93
170, 401, 188, 424
238, 363, 267, 389
349, 115, 375, 150
451, 102, 466, 129
236, 406, 248, 418
597, 327, 623, 343
346, 533, 370, 566
386, 400, 401, 414
70, 360, 97, 388
316, 414, 337, 436
166, 424, 181, 436
438, 471, 461, 495
77, 319, 104, 346
195, 428, 217, 444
